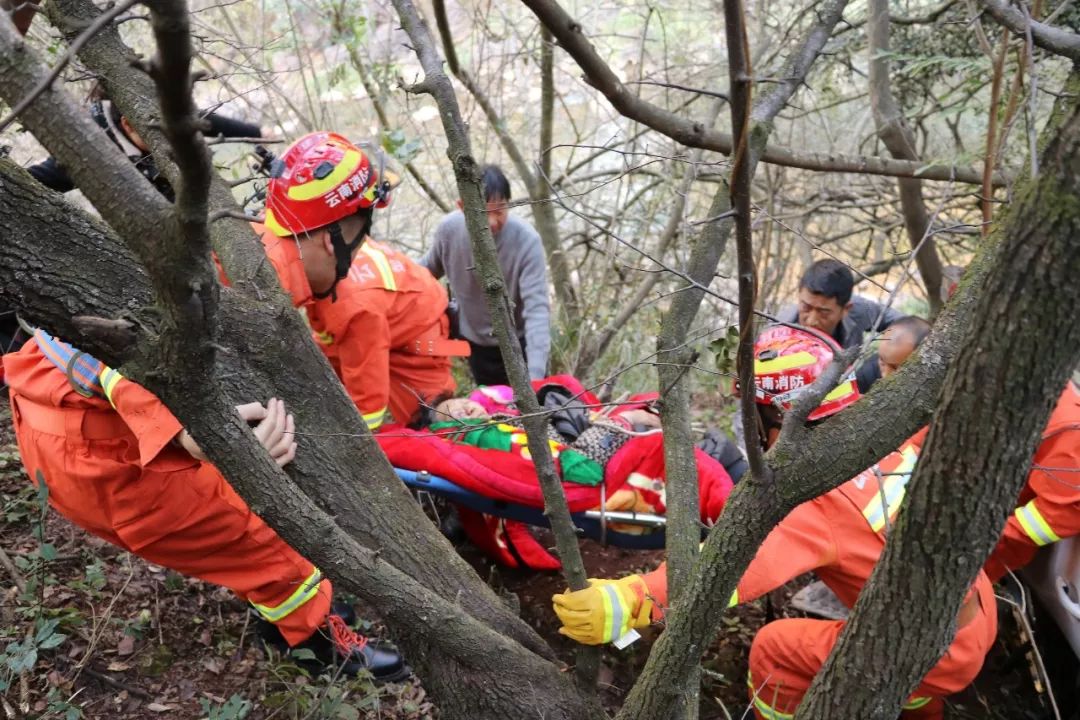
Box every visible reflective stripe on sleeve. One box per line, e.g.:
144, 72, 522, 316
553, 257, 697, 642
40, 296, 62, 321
727, 589, 739, 608
100, 367, 123, 408
1015, 500, 1062, 546
251, 567, 324, 623
904, 696, 932, 711
861, 446, 919, 532
362, 407, 387, 430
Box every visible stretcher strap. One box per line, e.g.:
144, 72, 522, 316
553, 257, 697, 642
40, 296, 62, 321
34, 330, 106, 399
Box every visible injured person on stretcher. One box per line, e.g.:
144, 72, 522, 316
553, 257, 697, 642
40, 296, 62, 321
375, 374, 744, 569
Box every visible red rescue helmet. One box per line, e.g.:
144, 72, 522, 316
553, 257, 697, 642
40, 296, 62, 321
753, 325, 860, 421
264, 132, 398, 238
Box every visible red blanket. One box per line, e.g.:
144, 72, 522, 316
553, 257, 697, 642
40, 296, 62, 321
377, 425, 733, 569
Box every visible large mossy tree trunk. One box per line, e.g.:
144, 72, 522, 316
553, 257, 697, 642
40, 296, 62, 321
0, 157, 598, 720
0, 5, 602, 713
28, 0, 557, 663
797, 71, 1080, 719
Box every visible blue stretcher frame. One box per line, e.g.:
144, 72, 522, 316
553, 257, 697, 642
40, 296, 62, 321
395, 467, 670, 550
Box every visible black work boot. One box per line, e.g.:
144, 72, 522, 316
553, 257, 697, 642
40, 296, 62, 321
257, 610, 410, 683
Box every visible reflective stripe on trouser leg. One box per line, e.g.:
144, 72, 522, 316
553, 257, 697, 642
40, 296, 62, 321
1015, 500, 1061, 546
747, 673, 794, 720
251, 567, 324, 622
904, 696, 932, 710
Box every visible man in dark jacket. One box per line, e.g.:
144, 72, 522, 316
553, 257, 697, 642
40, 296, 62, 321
26, 96, 263, 201
777, 258, 904, 393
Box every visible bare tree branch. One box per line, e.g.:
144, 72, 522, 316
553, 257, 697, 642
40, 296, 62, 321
330, 4, 452, 213
868, 0, 944, 314
726, 0, 766, 481
520, 0, 1004, 185
433, 0, 580, 322
978, 0, 1080, 61
390, 0, 602, 690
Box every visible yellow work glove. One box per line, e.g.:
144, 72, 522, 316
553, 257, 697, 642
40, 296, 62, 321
552, 574, 653, 645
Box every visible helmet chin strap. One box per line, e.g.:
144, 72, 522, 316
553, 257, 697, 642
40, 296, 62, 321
312, 221, 367, 302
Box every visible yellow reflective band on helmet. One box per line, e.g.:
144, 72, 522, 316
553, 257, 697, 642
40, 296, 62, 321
251, 567, 323, 622
263, 207, 292, 237
823, 378, 856, 403
755, 351, 817, 375
363, 407, 387, 430
747, 674, 794, 720
360, 245, 397, 291
287, 149, 363, 202
1015, 500, 1061, 546
727, 589, 739, 608
861, 446, 918, 532
904, 696, 932, 710
100, 367, 123, 408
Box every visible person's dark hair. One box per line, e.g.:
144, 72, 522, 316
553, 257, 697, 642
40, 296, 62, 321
890, 315, 931, 348
799, 259, 854, 306
480, 164, 511, 202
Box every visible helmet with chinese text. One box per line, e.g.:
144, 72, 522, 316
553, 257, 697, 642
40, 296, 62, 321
753, 325, 860, 421
263, 132, 398, 238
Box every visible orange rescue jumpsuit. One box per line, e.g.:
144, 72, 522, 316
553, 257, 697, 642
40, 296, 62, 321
638, 429, 997, 719
255, 228, 465, 430
3, 332, 331, 645
985, 381, 1080, 581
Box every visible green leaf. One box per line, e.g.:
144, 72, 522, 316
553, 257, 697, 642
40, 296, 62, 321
35, 618, 59, 643
7, 646, 37, 674
335, 704, 360, 720
39, 632, 67, 650
290, 648, 317, 661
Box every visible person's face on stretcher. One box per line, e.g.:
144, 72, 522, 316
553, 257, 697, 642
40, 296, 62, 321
435, 397, 490, 420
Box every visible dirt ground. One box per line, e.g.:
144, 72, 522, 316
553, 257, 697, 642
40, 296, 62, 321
0, 400, 1062, 719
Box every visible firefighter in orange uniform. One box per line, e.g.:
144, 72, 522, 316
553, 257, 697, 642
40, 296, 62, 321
312, 240, 468, 431
2, 131, 412, 681
252, 132, 467, 431
551, 326, 996, 719
984, 379, 1080, 581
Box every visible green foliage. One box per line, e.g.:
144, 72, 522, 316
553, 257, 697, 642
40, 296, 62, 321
381, 128, 423, 164
1, 618, 67, 689
708, 325, 741, 384
200, 693, 253, 720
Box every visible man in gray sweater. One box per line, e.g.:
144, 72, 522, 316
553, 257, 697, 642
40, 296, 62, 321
419, 165, 551, 385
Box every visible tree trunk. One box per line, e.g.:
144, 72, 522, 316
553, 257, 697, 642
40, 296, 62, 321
30, 0, 556, 664
798, 70, 1080, 719
0, 159, 594, 720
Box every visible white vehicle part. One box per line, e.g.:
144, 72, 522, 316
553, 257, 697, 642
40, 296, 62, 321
1022, 536, 1080, 659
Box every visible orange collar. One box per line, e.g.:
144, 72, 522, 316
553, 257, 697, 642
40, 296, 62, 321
252, 223, 313, 308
